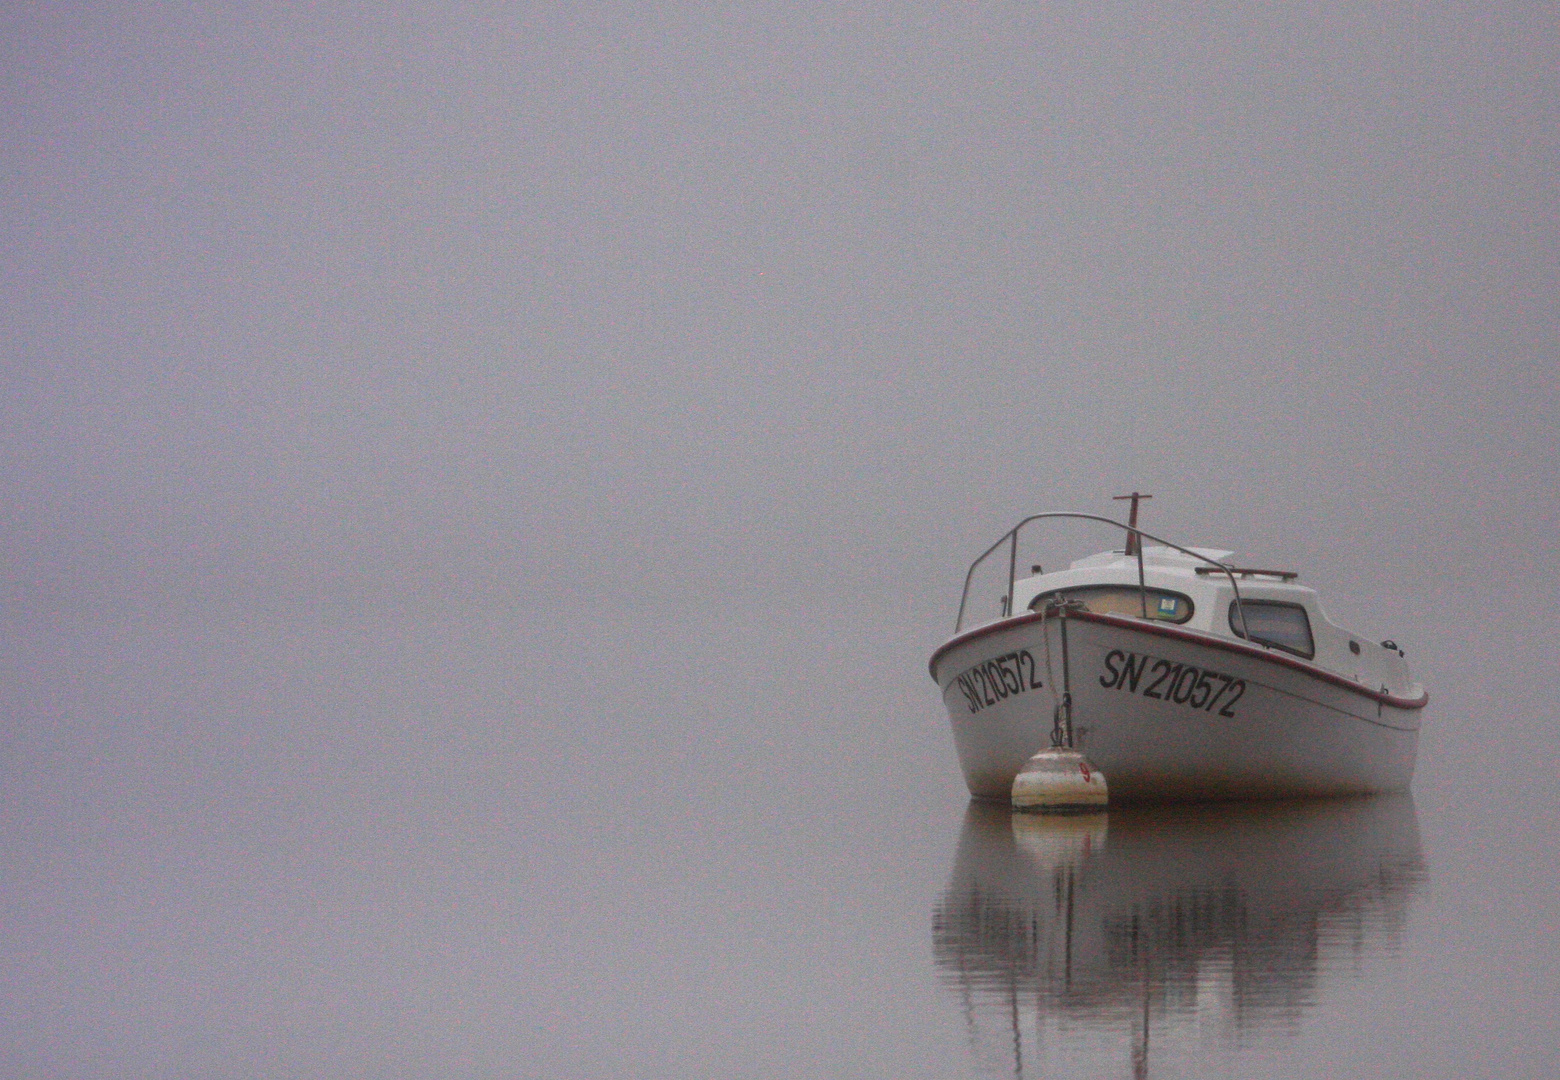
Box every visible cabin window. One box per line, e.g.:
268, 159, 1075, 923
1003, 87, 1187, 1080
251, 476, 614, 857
1227, 600, 1314, 658
1030, 586, 1194, 624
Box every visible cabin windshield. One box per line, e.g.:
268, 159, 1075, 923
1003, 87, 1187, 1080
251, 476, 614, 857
1031, 585, 1193, 624
1228, 600, 1314, 658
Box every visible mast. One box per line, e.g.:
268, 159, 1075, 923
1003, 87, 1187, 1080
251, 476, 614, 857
1112, 492, 1152, 557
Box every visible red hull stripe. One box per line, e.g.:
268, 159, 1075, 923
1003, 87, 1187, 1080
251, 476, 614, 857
928, 609, 1430, 710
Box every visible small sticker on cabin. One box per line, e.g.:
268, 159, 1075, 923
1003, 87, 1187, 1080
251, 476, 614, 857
1158, 597, 1178, 614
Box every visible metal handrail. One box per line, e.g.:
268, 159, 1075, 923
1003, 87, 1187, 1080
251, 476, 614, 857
952, 511, 1252, 643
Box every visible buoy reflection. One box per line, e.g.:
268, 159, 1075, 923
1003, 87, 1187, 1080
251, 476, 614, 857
933, 797, 1425, 1078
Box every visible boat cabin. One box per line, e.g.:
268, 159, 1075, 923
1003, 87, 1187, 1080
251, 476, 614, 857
1010, 546, 1415, 698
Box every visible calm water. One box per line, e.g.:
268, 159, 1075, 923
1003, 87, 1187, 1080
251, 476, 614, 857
2, 601, 1557, 1078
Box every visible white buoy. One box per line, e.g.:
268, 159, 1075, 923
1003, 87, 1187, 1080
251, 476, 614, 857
1011, 746, 1109, 812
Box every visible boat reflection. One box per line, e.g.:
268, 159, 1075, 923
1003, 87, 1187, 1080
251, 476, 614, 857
932, 797, 1425, 1077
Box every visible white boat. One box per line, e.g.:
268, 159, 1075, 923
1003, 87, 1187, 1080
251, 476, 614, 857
929, 507, 1428, 801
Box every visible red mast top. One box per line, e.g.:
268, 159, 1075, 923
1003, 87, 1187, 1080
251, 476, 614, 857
1112, 492, 1152, 557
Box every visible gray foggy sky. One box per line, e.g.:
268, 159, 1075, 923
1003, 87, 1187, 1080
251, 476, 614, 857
4, 9, 1560, 1076
4, 2, 1556, 624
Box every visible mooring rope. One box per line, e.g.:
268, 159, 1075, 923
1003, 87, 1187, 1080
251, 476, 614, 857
1038, 600, 1065, 747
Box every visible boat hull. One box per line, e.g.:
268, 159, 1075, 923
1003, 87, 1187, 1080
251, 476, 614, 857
931, 611, 1424, 801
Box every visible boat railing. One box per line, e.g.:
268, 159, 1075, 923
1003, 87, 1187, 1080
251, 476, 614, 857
953, 511, 1252, 642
